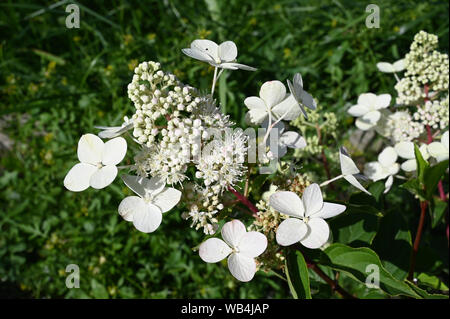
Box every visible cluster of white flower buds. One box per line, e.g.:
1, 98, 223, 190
396, 31, 449, 105
413, 96, 449, 130
384, 111, 424, 143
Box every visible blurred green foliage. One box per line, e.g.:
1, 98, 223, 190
0, 0, 448, 298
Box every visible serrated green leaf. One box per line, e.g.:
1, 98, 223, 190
406, 281, 448, 299
400, 178, 426, 200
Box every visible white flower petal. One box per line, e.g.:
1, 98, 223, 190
348, 104, 369, 117
77, 133, 104, 165
355, 117, 375, 131
259, 80, 286, 109
152, 187, 182, 213
339, 147, 360, 175
102, 137, 127, 166
238, 232, 267, 258
132, 203, 162, 233
90, 165, 118, 189
361, 110, 381, 125
199, 238, 232, 263
364, 162, 386, 181
227, 253, 256, 282
181, 48, 214, 63
276, 218, 308, 246
219, 62, 257, 71
121, 174, 165, 198
221, 220, 247, 248
428, 141, 448, 159
378, 146, 397, 167
376, 62, 395, 73
244, 96, 268, 124
441, 131, 449, 150
218, 41, 237, 62
269, 191, 304, 217
272, 94, 302, 121
300, 218, 330, 249
394, 141, 414, 159
384, 175, 394, 194
299, 90, 317, 110
374, 94, 391, 110
302, 183, 323, 217
191, 39, 219, 62
401, 159, 417, 172
280, 131, 306, 149
313, 202, 346, 219
343, 175, 371, 195
118, 196, 146, 222
393, 59, 406, 72
287, 79, 308, 119
64, 163, 98, 192
357, 93, 378, 108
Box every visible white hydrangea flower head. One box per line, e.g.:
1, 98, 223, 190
118, 174, 181, 233
270, 184, 346, 249
394, 142, 430, 172
428, 131, 449, 162
182, 39, 256, 71
199, 220, 267, 282
64, 134, 127, 192
348, 93, 391, 131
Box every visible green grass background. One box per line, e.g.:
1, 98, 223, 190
0, 0, 448, 298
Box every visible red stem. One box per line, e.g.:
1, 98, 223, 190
228, 187, 258, 217
408, 200, 428, 281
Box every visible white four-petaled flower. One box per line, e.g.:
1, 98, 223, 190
199, 220, 267, 282
364, 146, 399, 193
182, 39, 256, 71
287, 73, 317, 119
428, 131, 449, 163
64, 134, 127, 192
270, 184, 346, 249
348, 93, 391, 131
245, 80, 301, 125
118, 174, 181, 233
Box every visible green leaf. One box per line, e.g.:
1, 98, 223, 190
368, 181, 385, 203
371, 210, 412, 280
400, 178, 426, 200
90, 279, 109, 299
417, 273, 449, 291
285, 250, 312, 299
329, 204, 380, 247
414, 144, 429, 184
429, 197, 448, 228
321, 244, 420, 298
405, 281, 448, 299
423, 160, 449, 199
